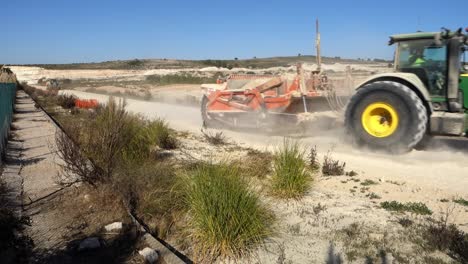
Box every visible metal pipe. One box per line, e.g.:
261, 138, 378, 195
302, 95, 308, 113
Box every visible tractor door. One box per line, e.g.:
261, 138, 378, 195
396, 40, 448, 98
460, 45, 468, 109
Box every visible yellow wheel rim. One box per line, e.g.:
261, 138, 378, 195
361, 102, 399, 138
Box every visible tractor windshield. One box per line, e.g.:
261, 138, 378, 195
396, 39, 447, 95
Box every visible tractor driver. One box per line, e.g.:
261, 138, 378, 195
408, 46, 426, 67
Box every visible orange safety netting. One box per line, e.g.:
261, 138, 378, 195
75, 99, 99, 109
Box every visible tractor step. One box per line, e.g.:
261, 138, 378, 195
430, 112, 466, 136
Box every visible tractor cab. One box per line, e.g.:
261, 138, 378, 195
390, 29, 468, 112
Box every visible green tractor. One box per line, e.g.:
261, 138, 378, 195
345, 28, 468, 153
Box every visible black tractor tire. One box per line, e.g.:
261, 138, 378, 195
345, 81, 428, 153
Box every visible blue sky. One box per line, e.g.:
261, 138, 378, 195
2, 0, 467, 64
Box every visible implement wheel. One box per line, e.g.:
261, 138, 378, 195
201, 95, 221, 128
345, 81, 427, 153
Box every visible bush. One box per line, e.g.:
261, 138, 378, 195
201, 129, 226, 145
271, 139, 312, 199
380, 201, 432, 215
308, 145, 320, 171
146, 119, 178, 150
113, 160, 180, 239
181, 163, 273, 259
322, 151, 346, 176
57, 97, 177, 185
453, 198, 468, 207
57, 94, 76, 109
423, 220, 468, 262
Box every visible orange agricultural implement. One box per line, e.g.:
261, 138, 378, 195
200, 20, 347, 129
75, 99, 99, 109
201, 64, 334, 128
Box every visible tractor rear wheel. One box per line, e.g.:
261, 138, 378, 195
345, 81, 427, 153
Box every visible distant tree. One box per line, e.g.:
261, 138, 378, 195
234, 57, 238, 61
298, 53, 302, 57
253, 56, 257, 59
127, 59, 144, 67
373, 58, 386, 63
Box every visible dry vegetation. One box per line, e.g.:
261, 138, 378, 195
180, 162, 274, 261
271, 140, 313, 199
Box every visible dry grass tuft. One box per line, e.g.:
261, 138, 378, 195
201, 129, 227, 145
180, 162, 274, 260
271, 139, 312, 199
322, 150, 346, 176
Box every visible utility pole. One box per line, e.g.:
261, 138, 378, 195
316, 19, 322, 72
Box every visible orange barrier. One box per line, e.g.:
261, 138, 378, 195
75, 99, 99, 109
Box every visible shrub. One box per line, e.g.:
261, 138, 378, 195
112, 160, 180, 238
360, 179, 378, 186
453, 198, 468, 207
201, 129, 226, 145
55, 128, 104, 186
423, 220, 468, 262
57, 94, 76, 109
146, 119, 178, 150
57, 96, 179, 186
380, 201, 432, 215
322, 151, 346, 176
308, 145, 320, 171
181, 163, 273, 259
271, 139, 312, 199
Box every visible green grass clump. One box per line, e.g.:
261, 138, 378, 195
182, 163, 273, 259
145, 119, 178, 150
360, 179, 378, 186
453, 198, 468, 207
271, 140, 312, 199
380, 201, 432, 215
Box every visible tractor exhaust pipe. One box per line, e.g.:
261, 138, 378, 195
447, 37, 463, 112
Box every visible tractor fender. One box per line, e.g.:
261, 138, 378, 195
355, 72, 433, 113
